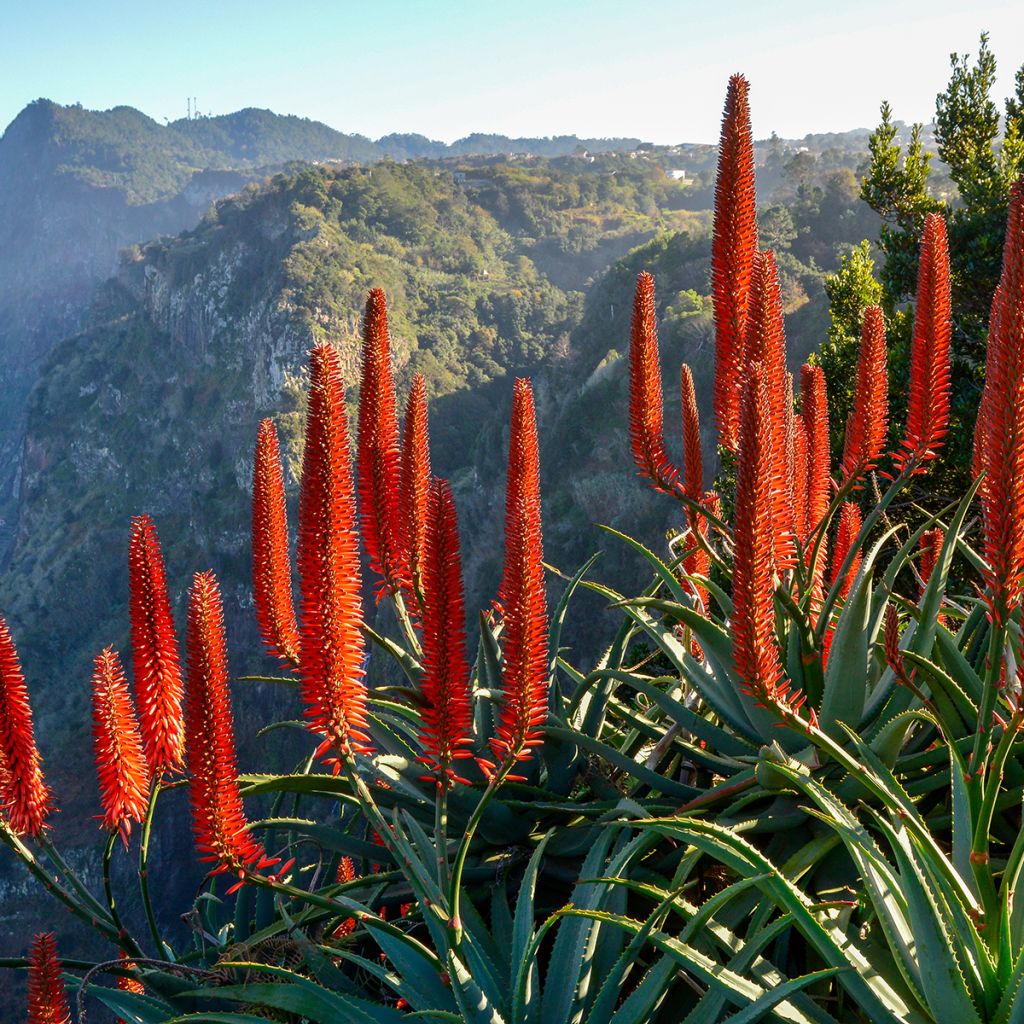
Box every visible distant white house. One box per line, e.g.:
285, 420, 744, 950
668, 169, 687, 180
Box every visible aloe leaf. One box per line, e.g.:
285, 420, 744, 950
596, 524, 692, 606
875, 818, 985, 1024
902, 651, 975, 734
596, 669, 756, 759
635, 818, 928, 1021
362, 919, 459, 1013
540, 826, 620, 1024
510, 831, 551, 1021
548, 553, 601, 672
819, 551, 873, 738
448, 949, 508, 1024
86, 987, 181, 1024
364, 621, 424, 687
167, 1016, 279, 1023
607, 955, 678, 1024
545, 726, 699, 799
184, 970, 406, 1024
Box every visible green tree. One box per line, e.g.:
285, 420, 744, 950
848, 32, 1024, 504
815, 242, 884, 455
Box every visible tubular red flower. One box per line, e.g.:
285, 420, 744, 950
628, 272, 678, 492
792, 414, 809, 545
731, 365, 788, 706
331, 856, 358, 939
823, 502, 863, 662
298, 344, 370, 760
977, 179, 1024, 623
185, 570, 270, 877
401, 373, 432, 600
841, 305, 889, 483
680, 363, 703, 506
128, 514, 185, 776
743, 250, 795, 569
830, 503, 863, 599
898, 213, 951, 470
91, 647, 149, 843
919, 527, 945, 591
489, 379, 549, 773
712, 73, 758, 452
801, 364, 831, 608
419, 478, 473, 784
252, 419, 300, 668
357, 288, 409, 595
0, 615, 50, 836
27, 932, 71, 1024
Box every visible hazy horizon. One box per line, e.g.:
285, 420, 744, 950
3, 0, 1021, 147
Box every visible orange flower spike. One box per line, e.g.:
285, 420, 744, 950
419, 478, 473, 784
830, 502, 864, 601
731, 365, 787, 705
712, 73, 758, 452
185, 570, 271, 877
27, 932, 71, 1024
743, 250, 795, 569
0, 615, 51, 836
977, 179, 1024, 623
357, 288, 409, 596
331, 857, 359, 939
974, 284, 1005, 487
298, 344, 370, 761
401, 373, 432, 599
680, 363, 703, 506
842, 305, 889, 484
489, 379, 549, 774
898, 214, 952, 471
822, 502, 863, 662
792, 414, 809, 545
628, 272, 678, 493
800, 364, 832, 607
91, 647, 149, 843
252, 419, 300, 668
128, 514, 185, 776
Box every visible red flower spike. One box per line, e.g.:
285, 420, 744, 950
490, 379, 549, 772
731, 365, 789, 706
712, 73, 758, 452
830, 502, 863, 600
824, 502, 863, 661
298, 344, 370, 761
27, 932, 71, 1024
185, 571, 271, 877
977, 179, 1024, 623
919, 528, 945, 591
357, 288, 409, 596
0, 615, 51, 836
252, 419, 300, 668
91, 647, 149, 843
128, 515, 185, 776
897, 214, 952, 471
401, 373, 432, 600
792, 414, 809, 545
841, 306, 888, 485
419, 478, 473, 784
628, 272, 679, 493
680, 363, 703, 506
974, 284, 1005, 485
800, 364, 831, 610
331, 856, 359, 939
743, 249, 796, 569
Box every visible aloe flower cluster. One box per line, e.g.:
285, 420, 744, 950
628, 73, 954, 716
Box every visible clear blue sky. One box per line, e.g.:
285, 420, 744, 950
1, 0, 1022, 143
